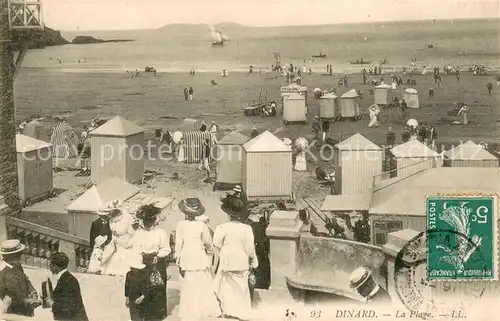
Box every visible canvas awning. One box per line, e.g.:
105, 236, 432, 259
321, 194, 372, 212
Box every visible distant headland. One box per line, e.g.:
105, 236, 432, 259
71, 36, 134, 44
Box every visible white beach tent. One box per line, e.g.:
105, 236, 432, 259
374, 83, 392, 105
403, 88, 419, 108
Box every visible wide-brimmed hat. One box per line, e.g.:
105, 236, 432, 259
233, 185, 242, 193
221, 196, 247, 219
0, 239, 26, 255
178, 198, 205, 217
350, 266, 372, 289
93, 235, 108, 248
129, 254, 145, 269
97, 199, 123, 216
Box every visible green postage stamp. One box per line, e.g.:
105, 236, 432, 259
426, 194, 498, 281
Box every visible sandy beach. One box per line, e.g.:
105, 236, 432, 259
16, 66, 500, 235
15, 68, 500, 147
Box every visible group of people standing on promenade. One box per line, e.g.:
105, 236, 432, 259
86, 187, 261, 321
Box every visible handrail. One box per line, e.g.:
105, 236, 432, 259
6, 216, 89, 246
372, 157, 437, 192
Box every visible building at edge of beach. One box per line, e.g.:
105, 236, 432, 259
90, 116, 145, 184
214, 130, 250, 190
390, 140, 439, 179
442, 140, 499, 168
16, 134, 53, 204
368, 167, 500, 246
242, 130, 293, 201
334, 133, 383, 195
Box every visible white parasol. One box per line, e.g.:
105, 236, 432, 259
314, 88, 322, 93
406, 119, 418, 128
295, 137, 309, 150
173, 131, 183, 144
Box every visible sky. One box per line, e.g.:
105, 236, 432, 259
42, 0, 500, 31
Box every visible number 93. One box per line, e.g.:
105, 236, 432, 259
310, 309, 321, 319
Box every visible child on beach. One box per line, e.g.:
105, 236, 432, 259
87, 235, 108, 274
125, 254, 149, 321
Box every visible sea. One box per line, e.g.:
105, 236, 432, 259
21, 18, 500, 75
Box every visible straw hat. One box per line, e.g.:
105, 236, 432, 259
350, 266, 372, 289
178, 198, 205, 217
97, 199, 123, 216
129, 254, 145, 269
0, 239, 26, 255
93, 235, 108, 248
233, 185, 242, 193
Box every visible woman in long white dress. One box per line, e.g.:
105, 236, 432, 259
294, 138, 308, 171
213, 196, 258, 320
175, 198, 221, 321
100, 201, 136, 277
131, 204, 171, 321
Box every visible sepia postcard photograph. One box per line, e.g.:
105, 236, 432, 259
0, 0, 499, 320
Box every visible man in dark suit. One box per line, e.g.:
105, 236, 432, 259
0, 239, 42, 316
89, 210, 112, 249
46, 252, 89, 321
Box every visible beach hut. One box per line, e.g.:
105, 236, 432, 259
214, 131, 250, 190
339, 89, 361, 120
374, 83, 392, 105
442, 140, 499, 168
369, 167, 500, 245
22, 120, 51, 142
280, 83, 308, 99
182, 118, 203, 132
390, 140, 439, 178
182, 131, 212, 164
16, 134, 53, 204
50, 121, 79, 158
90, 116, 145, 185
283, 93, 307, 124
242, 131, 293, 201
319, 93, 339, 119
66, 176, 173, 240
403, 88, 419, 108
334, 133, 383, 195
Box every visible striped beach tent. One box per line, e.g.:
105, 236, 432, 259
182, 118, 202, 132
182, 131, 212, 164
51, 121, 80, 158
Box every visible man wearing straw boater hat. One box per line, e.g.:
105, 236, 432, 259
349, 266, 392, 305
0, 239, 42, 316
231, 185, 248, 204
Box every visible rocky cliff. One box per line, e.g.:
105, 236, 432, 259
29, 27, 70, 49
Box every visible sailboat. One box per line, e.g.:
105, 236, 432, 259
210, 25, 228, 46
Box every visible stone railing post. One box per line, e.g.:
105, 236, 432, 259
265, 210, 303, 290
381, 228, 420, 308
58, 240, 77, 272
0, 196, 9, 242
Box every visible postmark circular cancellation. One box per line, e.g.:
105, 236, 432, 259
394, 229, 489, 317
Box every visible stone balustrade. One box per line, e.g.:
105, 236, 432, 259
4, 215, 91, 273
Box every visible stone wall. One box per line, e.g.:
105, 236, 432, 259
0, 6, 21, 215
